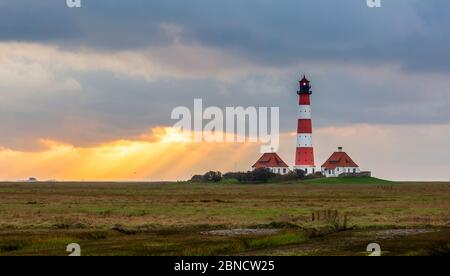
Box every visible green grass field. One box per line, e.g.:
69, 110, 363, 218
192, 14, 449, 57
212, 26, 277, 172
302, 176, 393, 184
0, 178, 449, 256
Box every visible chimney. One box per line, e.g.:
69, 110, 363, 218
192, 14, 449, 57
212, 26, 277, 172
338, 147, 343, 152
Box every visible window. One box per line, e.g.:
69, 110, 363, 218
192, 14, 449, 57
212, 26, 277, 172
283, 168, 286, 174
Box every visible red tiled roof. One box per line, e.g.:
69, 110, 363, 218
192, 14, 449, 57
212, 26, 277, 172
252, 153, 289, 168
321, 151, 359, 170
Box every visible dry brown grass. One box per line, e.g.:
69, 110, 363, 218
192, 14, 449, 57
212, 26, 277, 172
0, 181, 449, 230
0, 181, 449, 256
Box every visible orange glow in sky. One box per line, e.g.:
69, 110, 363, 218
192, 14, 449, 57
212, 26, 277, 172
0, 127, 259, 181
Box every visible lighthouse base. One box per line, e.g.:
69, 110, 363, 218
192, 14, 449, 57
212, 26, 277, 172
293, 166, 316, 175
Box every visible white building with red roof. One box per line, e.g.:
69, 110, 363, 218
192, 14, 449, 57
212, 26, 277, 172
321, 147, 360, 177
252, 153, 290, 175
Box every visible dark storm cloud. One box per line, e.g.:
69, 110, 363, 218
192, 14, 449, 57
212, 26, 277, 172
1, 67, 449, 150
1, 0, 450, 72
1, 0, 450, 151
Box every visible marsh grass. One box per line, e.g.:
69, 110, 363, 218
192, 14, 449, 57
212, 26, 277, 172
0, 181, 448, 255
181, 231, 307, 256
0, 240, 30, 252
245, 232, 307, 249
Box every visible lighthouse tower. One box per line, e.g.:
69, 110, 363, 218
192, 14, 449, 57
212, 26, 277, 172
294, 75, 316, 175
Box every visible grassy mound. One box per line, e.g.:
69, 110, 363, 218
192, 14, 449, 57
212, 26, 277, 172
302, 176, 393, 185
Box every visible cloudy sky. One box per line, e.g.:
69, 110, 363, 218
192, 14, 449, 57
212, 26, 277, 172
0, 0, 449, 181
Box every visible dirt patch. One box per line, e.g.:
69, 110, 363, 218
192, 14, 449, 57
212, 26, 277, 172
201, 228, 280, 236
367, 229, 437, 239
240, 228, 450, 256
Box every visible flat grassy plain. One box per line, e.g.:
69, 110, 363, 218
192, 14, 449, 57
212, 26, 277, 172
0, 179, 449, 256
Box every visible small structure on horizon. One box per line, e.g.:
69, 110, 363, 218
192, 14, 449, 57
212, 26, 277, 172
321, 147, 362, 177
252, 153, 290, 175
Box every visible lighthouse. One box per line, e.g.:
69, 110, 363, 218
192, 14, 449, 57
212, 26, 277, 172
294, 75, 316, 175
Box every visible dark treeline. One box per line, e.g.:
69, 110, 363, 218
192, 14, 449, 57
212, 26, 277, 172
190, 168, 324, 184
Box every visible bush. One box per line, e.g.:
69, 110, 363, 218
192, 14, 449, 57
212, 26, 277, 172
203, 171, 222, 182
190, 175, 203, 182
314, 171, 324, 177
220, 178, 240, 184
295, 169, 306, 178
190, 171, 222, 183
194, 169, 325, 184
223, 168, 276, 183
271, 171, 301, 182
223, 172, 249, 182
278, 170, 325, 181
251, 168, 277, 182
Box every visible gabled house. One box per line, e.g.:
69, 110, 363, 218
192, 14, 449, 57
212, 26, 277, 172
252, 153, 290, 175
321, 147, 360, 177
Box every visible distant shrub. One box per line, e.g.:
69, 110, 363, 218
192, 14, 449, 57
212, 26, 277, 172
190, 175, 203, 182
223, 168, 276, 183
190, 171, 222, 183
222, 172, 249, 182
194, 168, 325, 184
220, 178, 240, 184
290, 170, 326, 181
251, 168, 277, 182
271, 171, 302, 182
314, 171, 324, 177
203, 171, 223, 182
294, 169, 307, 178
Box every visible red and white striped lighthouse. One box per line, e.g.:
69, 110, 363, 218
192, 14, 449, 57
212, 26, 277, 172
294, 75, 315, 175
